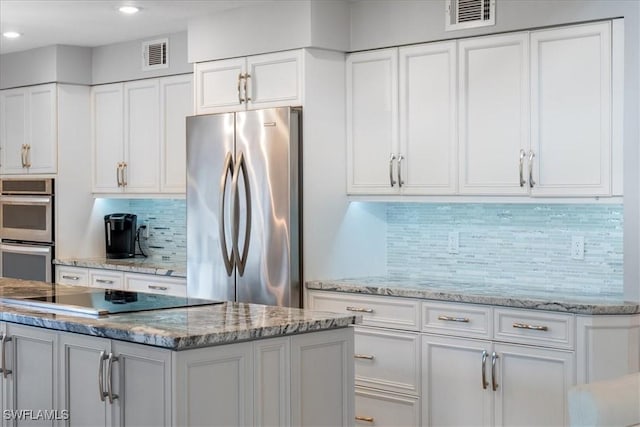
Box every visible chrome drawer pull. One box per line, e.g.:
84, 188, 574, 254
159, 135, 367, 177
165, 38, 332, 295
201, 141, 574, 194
98, 351, 108, 402
346, 306, 374, 313
1, 334, 11, 378
62, 275, 80, 280
438, 315, 470, 323
481, 350, 488, 390
355, 415, 374, 423
512, 322, 548, 331
96, 279, 115, 284
491, 352, 499, 391
148, 285, 168, 291
354, 354, 375, 360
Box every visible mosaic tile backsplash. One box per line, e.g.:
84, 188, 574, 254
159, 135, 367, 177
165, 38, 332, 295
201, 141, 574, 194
387, 204, 623, 296
127, 199, 186, 262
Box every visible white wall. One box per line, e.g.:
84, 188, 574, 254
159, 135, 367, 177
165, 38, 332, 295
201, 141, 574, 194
92, 31, 191, 85
188, 0, 349, 63
0, 45, 92, 89
349, 0, 640, 301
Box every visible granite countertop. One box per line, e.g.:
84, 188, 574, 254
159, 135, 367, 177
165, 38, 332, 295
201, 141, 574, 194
0, 278, 357, 350
54, 257, 186, 278
306, 277, 640, 315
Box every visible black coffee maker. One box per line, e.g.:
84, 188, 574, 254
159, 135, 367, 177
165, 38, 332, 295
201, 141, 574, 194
104, 214, 137, 259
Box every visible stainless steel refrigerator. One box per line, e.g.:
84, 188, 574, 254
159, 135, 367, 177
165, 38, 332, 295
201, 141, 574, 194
186, 107, 301, 307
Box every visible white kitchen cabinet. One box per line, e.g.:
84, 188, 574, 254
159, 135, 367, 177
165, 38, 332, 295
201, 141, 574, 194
458, 32, 530, 195
92, 74, 192, 195
355, 387, 420, 426
1, 323, 59, 426
195, 50, 302, 115
58, 332, 171, 427
160, 74, 193, 193
530, 21, 612, 196
0, 83, 57, 175
56, 266, 90, 287
253, 337, 290, 427
124, 273, 186, 297
89, 269, 124, 290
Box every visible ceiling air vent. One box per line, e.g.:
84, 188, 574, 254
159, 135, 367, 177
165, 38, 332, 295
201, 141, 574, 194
142, 38, 168, 71
446, 0, 495, 31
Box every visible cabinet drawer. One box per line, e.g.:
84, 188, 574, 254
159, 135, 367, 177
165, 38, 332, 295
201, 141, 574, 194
56, 266, 89, 286
88, 270, 124, 290
354, 326, 420, 395
307, 291, 420, 331
355, 387, 420, 426
422, 301, 492, 339
494, 308, 575, 350
125, 274, 186, 297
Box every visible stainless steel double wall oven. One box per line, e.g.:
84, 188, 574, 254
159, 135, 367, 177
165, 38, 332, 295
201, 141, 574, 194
0, 179, 54, 282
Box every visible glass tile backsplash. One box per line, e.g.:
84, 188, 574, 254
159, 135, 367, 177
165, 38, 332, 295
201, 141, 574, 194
128, 199, 186, 261
387, 203, 623, 296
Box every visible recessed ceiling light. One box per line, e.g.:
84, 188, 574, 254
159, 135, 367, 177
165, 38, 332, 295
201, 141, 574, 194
2, 31, 21, 39
118, 6, 139, 14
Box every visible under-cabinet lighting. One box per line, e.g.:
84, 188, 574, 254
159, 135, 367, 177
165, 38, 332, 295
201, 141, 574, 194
2, 31, 21, 39
118, 6, 139, 14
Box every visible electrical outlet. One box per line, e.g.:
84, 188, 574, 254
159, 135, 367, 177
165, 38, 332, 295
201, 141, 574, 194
571, 235, 584, 260
448, 231, 459, 254
143, 223, 150, 239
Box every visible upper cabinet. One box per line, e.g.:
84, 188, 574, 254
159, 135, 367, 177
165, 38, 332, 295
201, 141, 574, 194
347, 20, 618, 199
194, 50, 302, 115
347, 42, 457, 195
0, 83, 57, 175
92, 74, 193, 195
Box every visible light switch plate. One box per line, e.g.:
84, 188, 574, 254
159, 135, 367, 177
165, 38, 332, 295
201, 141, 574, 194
448, 231, 459, 254
571, 235, 584, 260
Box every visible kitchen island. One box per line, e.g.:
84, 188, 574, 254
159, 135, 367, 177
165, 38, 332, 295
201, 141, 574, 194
0, 277, 357, 427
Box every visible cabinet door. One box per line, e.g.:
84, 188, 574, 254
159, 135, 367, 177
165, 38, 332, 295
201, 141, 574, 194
110, 341, 172, 427
422, 335, 492, 427
246, 50, 302, 109
355, 387, 420, 427
174, 342, 253, 427
123, 79, 160, 193
530, 22, 611, 196
27, 84, 57, 174
89, 269, 124, 290
194, 58, 246, 114
253, 337, 290, 427
55, 266, 90, 287
493, 343, 574, 427
346, 49, 399, 194
59, 333, 111, 427
399, 42, 457, 195
0, 88, 28, 174
459, 33, 529, 195
160, 74, 193, 193
4, 323, 58, 426
92, 84, 124, 193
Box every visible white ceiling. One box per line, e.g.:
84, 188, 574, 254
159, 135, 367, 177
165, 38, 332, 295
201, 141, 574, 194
0, 0, 272, 55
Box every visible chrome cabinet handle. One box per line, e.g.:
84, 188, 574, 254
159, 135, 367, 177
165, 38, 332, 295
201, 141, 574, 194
147, 285, 168, 291
528, 150, 535, 188
98, 351, 108, 402
244, 73, 251, 102
25, 144, 31, 168
122, 162, 128, 187
96, 279, 114, 284
231, 151, 251, 277
106, 352, 119, 404
219, 152, 235, 277
512, 322, 549, 331
389, 154, 397, 187
62, 275, 80, 280
355, 415, 374, 423
20, 145, 27, 168
397, 154, 404, 188
481, 350, 488, 389
0, 334, 11, 379
116, 163, 123, 187
491, 352, 499, 391
354, 354, 375, 360
438, 315, 470, 323
237, 73, 243, 104
345, 306, 373, 313
519, 149, 526, 187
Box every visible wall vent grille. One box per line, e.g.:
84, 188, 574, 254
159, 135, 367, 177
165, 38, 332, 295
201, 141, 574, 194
142, 38, 168, 71
446, 0, 495, 31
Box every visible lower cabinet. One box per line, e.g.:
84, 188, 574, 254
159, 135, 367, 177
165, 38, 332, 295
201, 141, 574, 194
0, 322, 353, 427
355, 387, 420, 426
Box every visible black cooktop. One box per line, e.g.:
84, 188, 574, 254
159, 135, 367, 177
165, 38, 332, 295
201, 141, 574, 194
0, 289, 222, 317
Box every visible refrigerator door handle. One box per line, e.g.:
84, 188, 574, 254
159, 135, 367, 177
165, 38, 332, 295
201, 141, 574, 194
231, 151, 252, 276
219, 152, 235, 276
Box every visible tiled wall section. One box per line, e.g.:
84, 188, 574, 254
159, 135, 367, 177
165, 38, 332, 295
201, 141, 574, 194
128, 199, 186, 261
387, 204, 623, 296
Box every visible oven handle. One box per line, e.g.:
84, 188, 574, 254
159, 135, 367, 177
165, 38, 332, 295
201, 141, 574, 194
0, 196, 52, 205
0, 243, 52, 255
